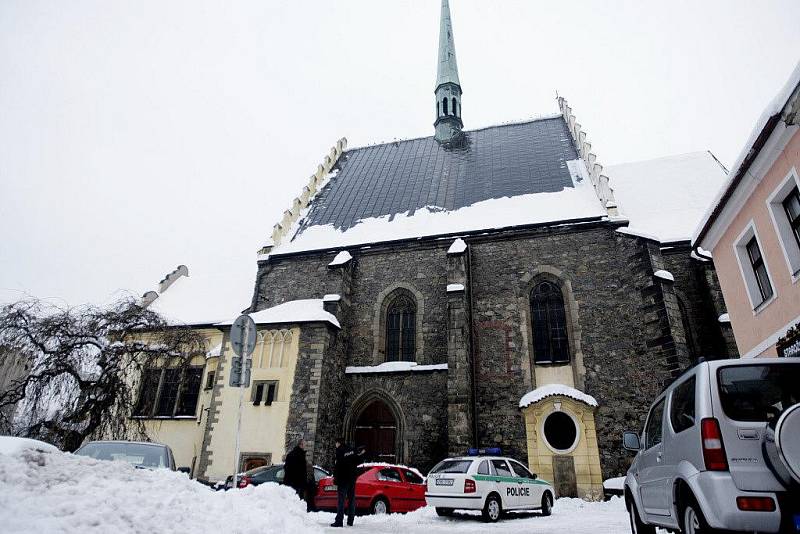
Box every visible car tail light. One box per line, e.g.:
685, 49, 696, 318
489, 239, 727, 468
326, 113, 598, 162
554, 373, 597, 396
701, 418, 728, 471
736, 497, 776, 512
464, 479, 476, 493
237, 476, 251, 488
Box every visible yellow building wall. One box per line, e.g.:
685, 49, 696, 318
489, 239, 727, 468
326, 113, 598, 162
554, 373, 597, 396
134, 329, 222, 476
203, 327, 300, 482
523, 396, 603, 501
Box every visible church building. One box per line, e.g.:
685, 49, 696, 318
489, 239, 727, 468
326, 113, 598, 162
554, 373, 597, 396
148, 0, 737, 499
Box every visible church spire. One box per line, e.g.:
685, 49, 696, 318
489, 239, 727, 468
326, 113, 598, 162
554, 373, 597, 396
434, 0, 463, 143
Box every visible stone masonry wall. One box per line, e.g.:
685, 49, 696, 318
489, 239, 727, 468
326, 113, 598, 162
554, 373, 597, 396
252, 222, 728, 479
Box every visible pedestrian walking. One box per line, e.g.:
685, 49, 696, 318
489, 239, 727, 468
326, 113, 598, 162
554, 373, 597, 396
283, 438, 307, 499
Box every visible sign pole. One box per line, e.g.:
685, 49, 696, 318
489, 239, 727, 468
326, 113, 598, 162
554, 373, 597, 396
229, 314, 256, 488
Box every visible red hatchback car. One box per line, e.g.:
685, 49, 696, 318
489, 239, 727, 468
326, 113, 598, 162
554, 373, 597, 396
315, 463, 427, 515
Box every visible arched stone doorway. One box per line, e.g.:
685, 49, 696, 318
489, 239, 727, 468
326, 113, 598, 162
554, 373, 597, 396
353, 399, 398, 463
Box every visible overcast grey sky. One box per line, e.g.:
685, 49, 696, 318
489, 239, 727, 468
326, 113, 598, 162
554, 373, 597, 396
1, 0, 799, 306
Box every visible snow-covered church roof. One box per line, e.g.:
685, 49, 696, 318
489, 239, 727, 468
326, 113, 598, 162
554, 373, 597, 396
606, 151, 729, 243
269, 116, 608, 255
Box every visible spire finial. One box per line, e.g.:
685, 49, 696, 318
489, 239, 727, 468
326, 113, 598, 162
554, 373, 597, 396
434, 0, 463, 143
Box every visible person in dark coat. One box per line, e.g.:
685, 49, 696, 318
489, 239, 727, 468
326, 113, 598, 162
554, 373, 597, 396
282, 439, 307, 499
331, 438, 361, 527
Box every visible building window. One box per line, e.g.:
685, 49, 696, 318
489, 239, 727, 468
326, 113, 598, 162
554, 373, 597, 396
452, 98, 458, 117
252, 380, 278, 406
386, 294, 416, 361
530, 281, 570, 364
204, 370, 216, 390
542, 411, 579, 452
734, 223, 776, 311
443, 98, 448, 115
766, 169, 800, 277
134, 366, 204, 418
783, 187, 800, 249
746, 236, 773, 303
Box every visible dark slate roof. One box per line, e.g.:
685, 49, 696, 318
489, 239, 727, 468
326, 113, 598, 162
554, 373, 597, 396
299, 116, 580, 234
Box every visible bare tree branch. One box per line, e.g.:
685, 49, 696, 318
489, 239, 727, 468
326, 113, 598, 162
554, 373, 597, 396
0, 297, 206, 451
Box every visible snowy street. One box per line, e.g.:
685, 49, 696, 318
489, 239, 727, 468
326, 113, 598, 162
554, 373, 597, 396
309, 498, 632, 534
0, 439, 641, 534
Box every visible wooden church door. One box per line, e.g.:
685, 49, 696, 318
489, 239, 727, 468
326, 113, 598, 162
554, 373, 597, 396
353, 400, 397, 463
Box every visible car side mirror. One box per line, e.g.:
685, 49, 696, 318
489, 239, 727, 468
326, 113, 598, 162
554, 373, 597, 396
623, 431, 641, 452
177, 467, 191, 474
532, 473, 538, 480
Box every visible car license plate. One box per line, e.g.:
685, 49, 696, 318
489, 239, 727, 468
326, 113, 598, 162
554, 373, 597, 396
324, 485, 337, 492
435, 478, 454, 486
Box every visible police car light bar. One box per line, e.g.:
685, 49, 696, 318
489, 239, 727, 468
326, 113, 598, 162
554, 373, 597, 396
467, 447, 502, 456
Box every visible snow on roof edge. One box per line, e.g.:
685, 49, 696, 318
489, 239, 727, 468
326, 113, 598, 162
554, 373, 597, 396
519, 383, 598, 409
693, 60, 800, 247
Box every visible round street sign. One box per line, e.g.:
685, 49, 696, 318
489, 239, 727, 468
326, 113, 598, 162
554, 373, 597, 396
230, 314, 257, 358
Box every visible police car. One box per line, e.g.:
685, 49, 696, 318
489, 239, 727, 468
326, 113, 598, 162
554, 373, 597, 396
425, 448, 555, 522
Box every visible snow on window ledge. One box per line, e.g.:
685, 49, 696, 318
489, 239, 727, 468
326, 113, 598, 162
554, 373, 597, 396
328, 250, 352, 267
446, 283, 465, 292
323, 294, 341, 302
345, 362, 448, 374
519, 383, 598, 408
653, 270, 675, 282
447, 238, 467, 255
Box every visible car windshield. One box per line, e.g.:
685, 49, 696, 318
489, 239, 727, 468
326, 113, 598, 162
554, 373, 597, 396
75, 442, 169, 469
718, 364, 800, 422
429, 460, 472, 474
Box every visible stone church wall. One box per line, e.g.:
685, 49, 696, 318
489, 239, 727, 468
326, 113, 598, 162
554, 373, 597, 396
252, 222, 731, 479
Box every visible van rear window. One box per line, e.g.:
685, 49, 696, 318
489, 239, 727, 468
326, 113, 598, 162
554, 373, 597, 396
429, 460, 472, 474
717, 364, 800, 422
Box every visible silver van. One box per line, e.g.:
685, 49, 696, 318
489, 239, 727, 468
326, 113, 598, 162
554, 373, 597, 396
622, 358, 800, 534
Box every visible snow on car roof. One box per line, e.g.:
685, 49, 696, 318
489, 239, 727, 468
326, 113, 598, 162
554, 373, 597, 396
358, 462, 424, 479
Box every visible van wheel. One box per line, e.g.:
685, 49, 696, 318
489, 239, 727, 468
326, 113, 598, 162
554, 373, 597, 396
541, 492, 553, 516
482, 494, 502, 522
435, 507, 453, 517
681, 497, 717, 534
627, 497, 655, 534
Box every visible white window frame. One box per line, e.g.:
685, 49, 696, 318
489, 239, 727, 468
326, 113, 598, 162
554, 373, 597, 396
765, 167, 800, 283
733, 221, 777, 314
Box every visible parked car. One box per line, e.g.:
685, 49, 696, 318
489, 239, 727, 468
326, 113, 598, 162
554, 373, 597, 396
315, 463, 427, 515
622, 357, 800, 534
224, 463, 330, 490
73, 440, 189, 473
425, 450, 554, 522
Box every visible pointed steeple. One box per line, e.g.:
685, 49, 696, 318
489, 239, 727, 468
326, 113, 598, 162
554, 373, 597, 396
434, 0, 463, 143
436, 0, 460, 88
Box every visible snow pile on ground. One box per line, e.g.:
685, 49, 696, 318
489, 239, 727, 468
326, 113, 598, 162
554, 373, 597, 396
603, 476, 625, 491
0, 444, 322, 534
519, 384, 598, 408
311, 497, 632, 534
0, 436, 59, 455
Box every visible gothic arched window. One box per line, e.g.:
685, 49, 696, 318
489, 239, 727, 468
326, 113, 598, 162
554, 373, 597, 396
452, 98, 458, 117
386, 294, 416, 361
443, 98, 449, 115
530, 281, 570, 364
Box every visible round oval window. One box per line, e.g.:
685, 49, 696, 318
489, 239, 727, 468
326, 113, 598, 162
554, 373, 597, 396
543, 411, 578, 451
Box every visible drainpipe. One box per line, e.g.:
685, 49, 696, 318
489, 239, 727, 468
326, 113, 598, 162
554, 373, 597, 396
467, 243, 479, 447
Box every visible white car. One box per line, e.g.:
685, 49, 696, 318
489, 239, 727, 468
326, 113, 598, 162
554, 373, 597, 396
425, 452, 555, 522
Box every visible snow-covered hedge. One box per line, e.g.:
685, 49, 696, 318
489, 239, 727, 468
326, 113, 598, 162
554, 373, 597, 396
0, 441, 322, 534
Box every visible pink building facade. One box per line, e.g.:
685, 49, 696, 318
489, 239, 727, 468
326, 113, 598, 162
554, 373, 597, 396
695, 64, 800, 359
